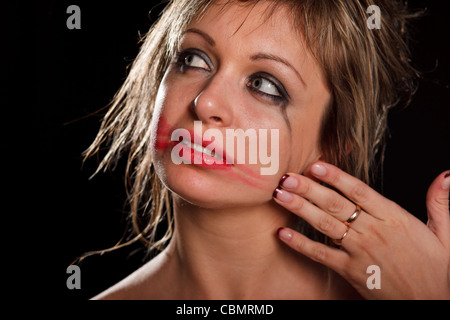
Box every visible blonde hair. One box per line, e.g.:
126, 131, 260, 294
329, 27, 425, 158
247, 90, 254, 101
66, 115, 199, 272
80, 0, 418, 259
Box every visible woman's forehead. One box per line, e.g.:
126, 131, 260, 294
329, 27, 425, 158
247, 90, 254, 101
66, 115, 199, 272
184, 1, 322, 87
189, 1, 302, 40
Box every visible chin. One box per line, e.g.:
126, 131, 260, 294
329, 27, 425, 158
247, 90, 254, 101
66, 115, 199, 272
159, 161, 275, 209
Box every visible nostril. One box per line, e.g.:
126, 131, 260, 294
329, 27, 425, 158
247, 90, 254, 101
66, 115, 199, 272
211, 116, 221, 122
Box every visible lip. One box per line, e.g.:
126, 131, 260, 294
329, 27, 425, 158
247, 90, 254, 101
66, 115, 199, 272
176, 133, 272, 189
156, 118, 269, 187
170, 129, 232, 170
186, 129, 235, 165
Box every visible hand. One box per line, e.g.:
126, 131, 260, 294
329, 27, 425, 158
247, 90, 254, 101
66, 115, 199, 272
273, 161, 450, 299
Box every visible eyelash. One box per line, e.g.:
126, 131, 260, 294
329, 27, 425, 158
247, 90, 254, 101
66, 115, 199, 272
246, 73, 289, 106
176, 49, 212, 72
175, 49, 289, 106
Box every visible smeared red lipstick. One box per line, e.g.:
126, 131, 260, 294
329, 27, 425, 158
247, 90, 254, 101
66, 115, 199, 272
155, 116, 172, 150
154, 116, 274, 191
173, 128, 232, 169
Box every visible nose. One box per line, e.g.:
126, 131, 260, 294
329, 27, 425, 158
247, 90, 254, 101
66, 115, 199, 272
191, 74, 234, 127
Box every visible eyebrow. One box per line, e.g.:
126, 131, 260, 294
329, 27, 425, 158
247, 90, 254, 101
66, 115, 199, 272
250, 53, 306, 88
183, 29, 306, 87
184, 28, 216, 47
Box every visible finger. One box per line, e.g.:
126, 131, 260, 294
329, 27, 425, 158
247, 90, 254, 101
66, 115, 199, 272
273, 188, 350, 239
308, 161, 391, 219
426, 171, 450, 249
279, 173, 375, 232
277, 227, 349, 273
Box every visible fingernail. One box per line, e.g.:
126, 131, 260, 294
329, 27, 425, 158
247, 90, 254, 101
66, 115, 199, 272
311, 163, 327, 177
273, 188, 293, 202
443, 171, 450, 190
278, 174, 290, 186
280, 175, 298, 189
278, 228, 292, 241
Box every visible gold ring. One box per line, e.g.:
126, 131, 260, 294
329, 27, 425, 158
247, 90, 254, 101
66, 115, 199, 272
332, 228, 349, 246
344, 205, 361, 227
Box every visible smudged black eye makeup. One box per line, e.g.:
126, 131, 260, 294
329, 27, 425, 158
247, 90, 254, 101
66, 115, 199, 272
175, 49, 290, 106
176, 48, 213, 72
246, 72, 289, 106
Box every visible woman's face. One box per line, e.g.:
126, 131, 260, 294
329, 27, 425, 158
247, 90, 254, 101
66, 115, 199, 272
150, 1, 331, 208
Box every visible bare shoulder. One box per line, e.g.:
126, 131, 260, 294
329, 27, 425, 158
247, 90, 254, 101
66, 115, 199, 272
91, 250, 174, 300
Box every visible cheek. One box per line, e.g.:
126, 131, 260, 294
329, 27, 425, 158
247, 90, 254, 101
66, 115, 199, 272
283, 120, 324, 173
150, 75, 192, 153
152, 115, 171, 151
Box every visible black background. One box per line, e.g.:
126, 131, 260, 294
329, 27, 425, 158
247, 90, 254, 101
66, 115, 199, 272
26, 0, 450, 300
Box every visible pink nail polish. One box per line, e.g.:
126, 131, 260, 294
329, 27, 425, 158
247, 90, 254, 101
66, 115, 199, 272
278, 228, 292, 241
281, 176, 298, 189
311, 164, 327, 177
278, 174, 290, 186
273, 188, 293, 202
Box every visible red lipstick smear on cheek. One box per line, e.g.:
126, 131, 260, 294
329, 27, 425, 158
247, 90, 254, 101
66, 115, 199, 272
154, 116, 275, 192
228, 169, 273, 192
155, 116, 172, 150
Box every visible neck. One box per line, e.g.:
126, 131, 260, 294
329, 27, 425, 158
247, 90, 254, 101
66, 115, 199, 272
163, 196, 332, 299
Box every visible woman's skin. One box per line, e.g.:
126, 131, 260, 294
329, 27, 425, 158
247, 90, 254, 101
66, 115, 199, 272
275, 164, 450, 299
94, 1, 450, 299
